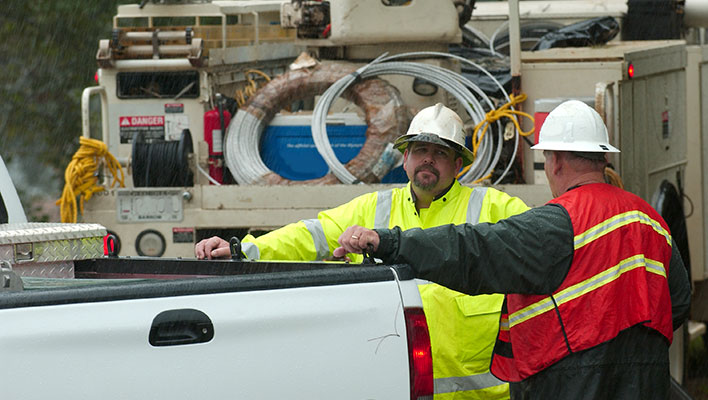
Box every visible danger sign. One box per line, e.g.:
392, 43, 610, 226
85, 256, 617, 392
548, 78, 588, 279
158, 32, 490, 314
120, 116, 165, 127
120, 115, 166, 143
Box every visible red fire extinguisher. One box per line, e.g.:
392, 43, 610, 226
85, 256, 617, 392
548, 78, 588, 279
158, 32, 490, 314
204, 94, 231, 184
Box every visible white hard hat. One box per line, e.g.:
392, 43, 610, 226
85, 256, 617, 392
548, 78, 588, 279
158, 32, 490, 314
394, 103, 475, 166
531, 100, 620, 153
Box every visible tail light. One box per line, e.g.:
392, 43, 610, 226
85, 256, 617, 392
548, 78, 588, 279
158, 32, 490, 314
404, 308, 433, 400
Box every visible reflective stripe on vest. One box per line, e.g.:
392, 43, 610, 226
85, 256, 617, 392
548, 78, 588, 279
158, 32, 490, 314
509, 210, 670, 328
241, 242, 260, 260
374, 189, 393, 229
499, 314, 509, 331
373, 186, 488, 228
466, 187, 488, 224
435, 371, 506, 395
509, 254, 667, 328
302, 218, 329, 260
574, 210, 671, 249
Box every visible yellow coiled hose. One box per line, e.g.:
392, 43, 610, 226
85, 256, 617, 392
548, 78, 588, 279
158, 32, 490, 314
56, 137, 125, 223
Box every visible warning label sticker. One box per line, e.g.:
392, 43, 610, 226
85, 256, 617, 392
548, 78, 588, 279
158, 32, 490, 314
164, 103, 184, 113
165, 114, 190, 141
119, 115, 165, 143
172, 227, 194, 243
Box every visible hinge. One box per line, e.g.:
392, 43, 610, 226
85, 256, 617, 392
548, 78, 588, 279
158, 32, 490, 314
0, 260, 24, 292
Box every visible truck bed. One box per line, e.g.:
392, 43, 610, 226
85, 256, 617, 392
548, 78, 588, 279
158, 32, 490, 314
0, 260, 422, 400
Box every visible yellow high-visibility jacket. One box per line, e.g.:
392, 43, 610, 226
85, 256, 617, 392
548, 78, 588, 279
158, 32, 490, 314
241, 181, 529, 399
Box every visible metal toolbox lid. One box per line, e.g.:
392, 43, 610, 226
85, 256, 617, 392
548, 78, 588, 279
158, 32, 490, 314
0, 223, 107, 279
0, 223, 106, 244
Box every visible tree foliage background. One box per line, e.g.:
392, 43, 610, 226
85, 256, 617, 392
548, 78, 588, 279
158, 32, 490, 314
1, 0, 133, 220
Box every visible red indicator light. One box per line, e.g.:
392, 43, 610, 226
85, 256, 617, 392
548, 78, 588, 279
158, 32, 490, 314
94, 71, 99, 84
627, 63, 635, 79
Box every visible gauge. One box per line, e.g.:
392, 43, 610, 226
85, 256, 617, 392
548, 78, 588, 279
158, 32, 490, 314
135, 229, 166, 257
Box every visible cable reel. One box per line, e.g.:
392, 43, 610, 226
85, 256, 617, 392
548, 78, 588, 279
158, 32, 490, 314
131, 129, 194, 187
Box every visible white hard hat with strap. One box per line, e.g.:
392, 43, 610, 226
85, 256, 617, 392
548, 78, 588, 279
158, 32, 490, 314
531, 100, 620, 153
393, 103, 476, 166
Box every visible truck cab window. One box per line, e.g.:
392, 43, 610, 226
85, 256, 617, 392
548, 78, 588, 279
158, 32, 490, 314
117, 71, 199, 99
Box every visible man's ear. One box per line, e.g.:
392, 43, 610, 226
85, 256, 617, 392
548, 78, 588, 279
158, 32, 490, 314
403, 148, 410, 168
455, 156, 464, 172
550, 152, 563, 176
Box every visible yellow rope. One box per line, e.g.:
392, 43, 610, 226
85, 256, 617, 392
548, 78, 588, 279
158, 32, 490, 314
471, 173, 493, 185
457, 94, 535, 179
234, 69, 272, 108
604, 165, 624, 189
56, 137, 125, 223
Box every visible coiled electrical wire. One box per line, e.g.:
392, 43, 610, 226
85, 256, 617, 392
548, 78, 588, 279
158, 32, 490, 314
131, 129, 193, 187
226, 110, 269, 185
311, 51, 518, 184
224, 63, 411, 185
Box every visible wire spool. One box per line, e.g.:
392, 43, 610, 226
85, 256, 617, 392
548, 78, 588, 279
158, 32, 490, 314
311, 52, 518, 184
225, 63, 412, 185
131, 129, 194, 187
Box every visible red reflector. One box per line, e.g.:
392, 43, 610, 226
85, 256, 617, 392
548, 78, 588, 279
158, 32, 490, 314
103, 233, 119, 256
103, 234, 111, 256
627, 63, 635, 79
404, 308, 433, 400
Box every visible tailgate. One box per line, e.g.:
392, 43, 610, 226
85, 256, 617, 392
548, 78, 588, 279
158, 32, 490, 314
0, 264, 418, 400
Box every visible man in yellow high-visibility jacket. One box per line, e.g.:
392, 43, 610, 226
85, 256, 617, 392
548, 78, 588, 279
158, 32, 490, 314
196, 103, 529, 399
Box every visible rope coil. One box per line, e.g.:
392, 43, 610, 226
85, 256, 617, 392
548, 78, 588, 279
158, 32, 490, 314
56, 137, 125, 223
234, 69, 272, 108
457, 93, 535, 181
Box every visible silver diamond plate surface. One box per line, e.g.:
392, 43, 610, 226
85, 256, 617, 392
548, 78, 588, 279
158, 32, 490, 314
0, 223, 106, 244
0, 223, 106, 278
14, 261, 75, 278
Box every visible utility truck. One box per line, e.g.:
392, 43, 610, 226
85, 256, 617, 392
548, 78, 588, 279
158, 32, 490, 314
0, 148, 434, 399
74, 0, 551, 260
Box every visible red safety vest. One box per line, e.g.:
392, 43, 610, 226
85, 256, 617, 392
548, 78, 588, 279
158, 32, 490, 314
490, 183, 674, 381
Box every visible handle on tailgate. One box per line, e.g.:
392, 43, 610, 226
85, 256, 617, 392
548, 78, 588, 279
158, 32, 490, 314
149, 308, 214, 347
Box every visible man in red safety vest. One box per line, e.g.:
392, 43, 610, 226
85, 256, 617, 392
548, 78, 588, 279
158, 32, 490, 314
335, 100, 692, 399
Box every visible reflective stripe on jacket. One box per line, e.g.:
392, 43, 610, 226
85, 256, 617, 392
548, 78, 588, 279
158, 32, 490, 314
242, 181, 529, 399
490, 183, 674, 382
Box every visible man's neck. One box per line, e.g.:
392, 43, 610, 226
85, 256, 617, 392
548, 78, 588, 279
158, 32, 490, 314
411, 181, 455, 210
561, 172, 605, 195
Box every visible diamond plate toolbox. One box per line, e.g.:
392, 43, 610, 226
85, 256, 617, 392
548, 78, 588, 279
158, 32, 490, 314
0, 223, 106, 278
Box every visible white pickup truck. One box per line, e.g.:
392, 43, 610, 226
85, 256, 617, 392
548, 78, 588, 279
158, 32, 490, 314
0, 156, 432, 400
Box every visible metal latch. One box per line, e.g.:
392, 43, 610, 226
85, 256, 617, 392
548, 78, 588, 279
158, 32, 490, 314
361, 244, 380, 265
0, 260, 24, 292
229, 237, 245, 261
14, 243, 33, 262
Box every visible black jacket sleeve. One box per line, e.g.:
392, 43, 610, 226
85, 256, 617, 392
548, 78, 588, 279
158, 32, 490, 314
668, 239, 692, 331
374, 204, 575, 295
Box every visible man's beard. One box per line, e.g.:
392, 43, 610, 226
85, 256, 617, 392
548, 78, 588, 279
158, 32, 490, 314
413, 164, 440, 191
